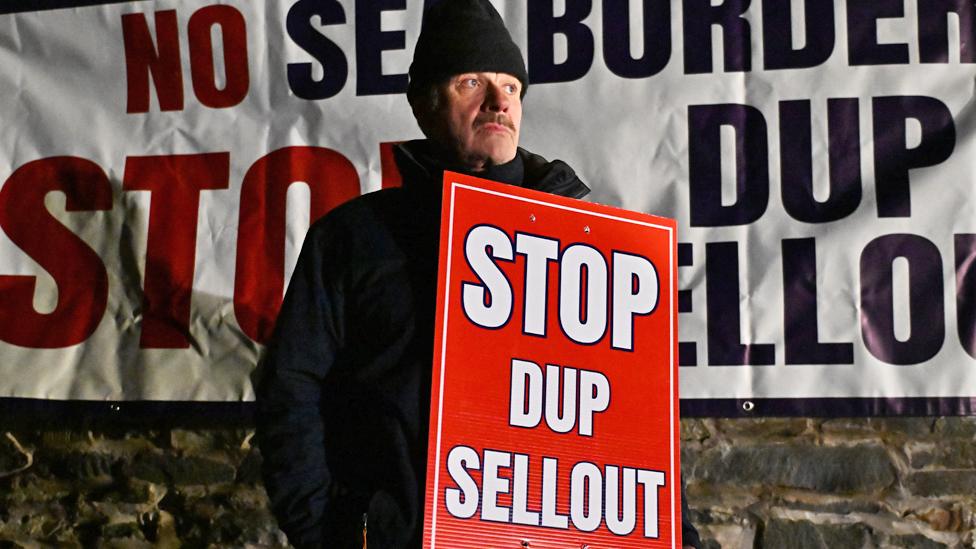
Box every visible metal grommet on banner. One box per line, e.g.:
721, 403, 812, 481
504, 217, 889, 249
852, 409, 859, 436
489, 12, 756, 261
520, 540, 530, 548
529, 214, 536, 222
583, 225, 591, 233
742, 400, 755, 413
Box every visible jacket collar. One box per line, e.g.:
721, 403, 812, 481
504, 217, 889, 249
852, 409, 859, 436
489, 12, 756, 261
393, 140, 590, 200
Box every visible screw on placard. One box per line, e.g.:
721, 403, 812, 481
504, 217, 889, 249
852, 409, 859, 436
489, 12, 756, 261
583, 225, 591, 233
529, 214, 536, 222
520, 540, 531, 547
742, 400, 755, 412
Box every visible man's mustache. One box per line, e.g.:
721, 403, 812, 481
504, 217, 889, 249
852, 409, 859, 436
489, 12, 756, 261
475, 115, 516, 131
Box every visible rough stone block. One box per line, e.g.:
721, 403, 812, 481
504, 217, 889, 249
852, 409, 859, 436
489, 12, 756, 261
693, 443, 895, 493
887, 533, 948, 548
680, 447, 699, 474
221, 485, 271, 510
38, 430, 92, 451
109, 478, 166, 505
872, 418, 936, 437
760, 518, 870, 549
714, 418, 810, 438
909, 440, 976, 469
777, 498, 884, 515
85, 431, 161, 458
907, 470, 976, 497
48, 451, 114, 483
129, 453, 235, 486
820, 418, 880, 435
169, 429, 250, 454
820, 418, 935, 439
101, 521, 144, 540
4, 476, 72, 504
100, 539, 153, 549
934, 417, 976, 439
0, 502, 72, 543
696, 520, 757, 548
212, 508, 281, 544
680, 419, 711, 442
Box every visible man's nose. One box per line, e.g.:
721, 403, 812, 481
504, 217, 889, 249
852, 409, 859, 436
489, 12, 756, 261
481, 82, 510, 112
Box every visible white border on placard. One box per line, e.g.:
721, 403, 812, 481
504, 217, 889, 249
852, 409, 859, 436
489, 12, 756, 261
430, 180, 677, 547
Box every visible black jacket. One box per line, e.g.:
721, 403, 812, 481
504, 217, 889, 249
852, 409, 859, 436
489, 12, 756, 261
255, 141, 700, 548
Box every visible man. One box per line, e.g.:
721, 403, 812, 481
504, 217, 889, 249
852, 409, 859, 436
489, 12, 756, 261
256, 1, 701, 547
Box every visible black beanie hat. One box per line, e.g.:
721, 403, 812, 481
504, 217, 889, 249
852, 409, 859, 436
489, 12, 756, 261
408, 0, 528, 99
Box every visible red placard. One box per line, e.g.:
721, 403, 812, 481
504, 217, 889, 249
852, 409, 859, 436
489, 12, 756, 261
424, 172, 680, 548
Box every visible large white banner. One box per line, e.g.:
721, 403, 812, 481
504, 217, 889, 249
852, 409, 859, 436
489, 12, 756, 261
1, 0, 975, 411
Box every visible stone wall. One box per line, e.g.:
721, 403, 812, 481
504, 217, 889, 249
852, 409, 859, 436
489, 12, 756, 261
0, 417, 973, 547
0, 426, 284, 548
682, 418, 976, 549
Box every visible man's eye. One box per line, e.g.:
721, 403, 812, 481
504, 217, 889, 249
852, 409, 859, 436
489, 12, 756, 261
504, 84, 519, 94
462, 78, 479, 88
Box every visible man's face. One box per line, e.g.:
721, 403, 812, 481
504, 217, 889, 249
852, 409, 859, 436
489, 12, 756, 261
423, 72, 522, 171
